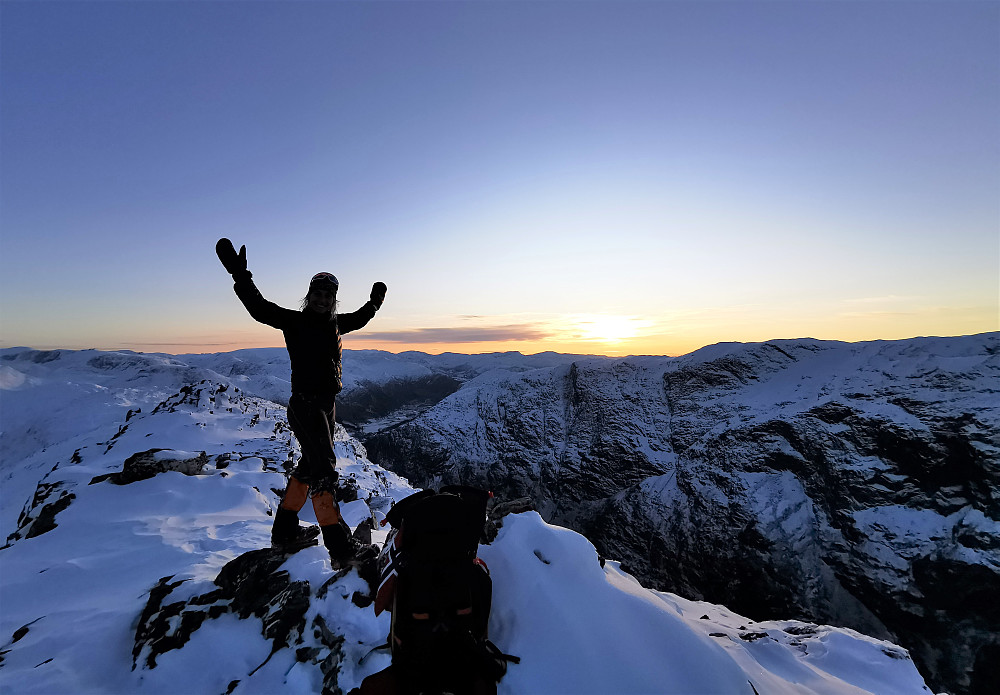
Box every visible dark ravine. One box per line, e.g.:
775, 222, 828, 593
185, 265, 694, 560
359, 336, 1000, 695
337, 375, 463, 434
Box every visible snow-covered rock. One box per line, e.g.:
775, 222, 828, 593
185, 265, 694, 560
0, 345, 934, 694
361, 334, 1000, 695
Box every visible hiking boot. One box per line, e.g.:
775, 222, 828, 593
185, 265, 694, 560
271, 507, 319, 552
322, 520, 379, 575
352, 517, 375, 545
330, 538, 379, 570
272, 524, 320, 553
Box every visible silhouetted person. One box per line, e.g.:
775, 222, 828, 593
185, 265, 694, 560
216, 238, 386, 568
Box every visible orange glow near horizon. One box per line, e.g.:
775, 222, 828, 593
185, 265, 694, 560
3, 302, 995, 358
8, 329, 996, 359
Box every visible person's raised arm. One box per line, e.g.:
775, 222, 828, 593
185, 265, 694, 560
216, 238, 294, 329
339, 282, 386, 334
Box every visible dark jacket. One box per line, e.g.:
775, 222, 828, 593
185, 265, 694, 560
233, 276, 378, 396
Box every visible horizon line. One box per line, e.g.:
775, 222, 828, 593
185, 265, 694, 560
2, 330, 996, 361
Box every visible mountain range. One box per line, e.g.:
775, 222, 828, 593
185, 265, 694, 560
349, 335, 999, 695
1, 334, 995, 693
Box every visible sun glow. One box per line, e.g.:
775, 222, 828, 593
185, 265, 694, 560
564, 315, 654, 344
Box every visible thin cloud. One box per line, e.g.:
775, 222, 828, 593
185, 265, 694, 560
130, 342, 237, 347
357, 324, 552, 343
843, 295, 922, 305
836, 311, 917, 320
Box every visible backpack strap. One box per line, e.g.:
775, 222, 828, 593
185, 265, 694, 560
485, 639, 520, 664
477, 638, 520, 682
358, 640, 391, 664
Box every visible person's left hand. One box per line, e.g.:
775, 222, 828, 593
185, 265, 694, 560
371, 282, 387, 308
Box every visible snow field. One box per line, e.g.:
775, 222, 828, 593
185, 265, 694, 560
0, 346, 941, 694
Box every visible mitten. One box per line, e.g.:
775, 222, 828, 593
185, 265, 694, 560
370, 281, 387, 309
216, 238, 248, 275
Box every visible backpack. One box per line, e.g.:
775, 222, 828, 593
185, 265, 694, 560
372, 486, 517, 694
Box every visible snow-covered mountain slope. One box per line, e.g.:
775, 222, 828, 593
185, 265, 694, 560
0, 347, 932, 694
360, 334, 1000, 695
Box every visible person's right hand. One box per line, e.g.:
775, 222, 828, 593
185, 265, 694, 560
216, 238, 247, 275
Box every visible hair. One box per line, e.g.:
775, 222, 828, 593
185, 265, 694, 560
300, 293, 339, 314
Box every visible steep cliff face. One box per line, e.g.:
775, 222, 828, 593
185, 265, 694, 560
363, 334, 1000, 695
366, 359, 677, 523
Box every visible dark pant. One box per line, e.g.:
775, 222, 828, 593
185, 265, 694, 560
274, 392, 345, 551
286, 392, 338, 491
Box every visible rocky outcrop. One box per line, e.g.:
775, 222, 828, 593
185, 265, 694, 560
89, 448, 209, 485
4, 482, 76, 545
133, 548, 365, 695
363, 335, 1000, 695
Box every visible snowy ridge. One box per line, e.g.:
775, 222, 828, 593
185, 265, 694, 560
0, 347, 932, 694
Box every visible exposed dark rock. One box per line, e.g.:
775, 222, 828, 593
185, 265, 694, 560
491, 497, 535, 521
971, 644, 1000, 695
5, 482, 76, 544
214, 548, 312, 651
31, 350, 63, 364
0, 619, 39, 665
24, 491, 75, 539
132, 548, 349, 693
132, 575, 195, 668
90, 449, 208, 485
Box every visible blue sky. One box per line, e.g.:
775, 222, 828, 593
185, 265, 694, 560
2, 0, 997, 356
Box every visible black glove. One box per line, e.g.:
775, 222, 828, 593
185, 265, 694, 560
370, 281, 387, 309
216, 238, 247, 275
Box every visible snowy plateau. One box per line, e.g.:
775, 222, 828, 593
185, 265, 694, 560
0, 335, 994, 695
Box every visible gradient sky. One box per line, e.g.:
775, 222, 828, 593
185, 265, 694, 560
2, 1, 997, 357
